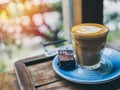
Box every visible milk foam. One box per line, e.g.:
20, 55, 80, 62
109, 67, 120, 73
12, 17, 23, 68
76, 26, 102, 34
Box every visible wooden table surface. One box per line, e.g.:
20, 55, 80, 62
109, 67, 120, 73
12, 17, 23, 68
0, 71, 20, 90
1, 70, 120, 90
1, 54, 120, 90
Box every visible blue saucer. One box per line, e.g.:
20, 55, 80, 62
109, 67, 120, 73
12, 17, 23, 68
52, 48, 120, 84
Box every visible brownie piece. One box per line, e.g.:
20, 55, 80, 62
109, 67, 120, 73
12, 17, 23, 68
58, 50, 76, 70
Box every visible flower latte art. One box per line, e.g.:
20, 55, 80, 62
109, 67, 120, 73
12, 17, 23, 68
77, 26, 102, 34
71, 23, 108, 38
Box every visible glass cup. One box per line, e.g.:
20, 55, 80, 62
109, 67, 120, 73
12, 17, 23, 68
70, 23, 109, 70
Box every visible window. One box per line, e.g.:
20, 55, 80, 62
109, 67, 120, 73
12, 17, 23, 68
0, 0, 69, 72
103, 0, 120, 50
0, 0, 82, 72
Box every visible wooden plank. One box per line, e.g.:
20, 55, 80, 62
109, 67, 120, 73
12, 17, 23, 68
21, 54, 45, 63
14, 62, 36, 90
37, 80, 77, 90
72, 0, 103, 24
27, 61, 61, 86
62, 0, 72, 40
0, 71, 20, 90
37, 80, 83, 90
37, 78, 120, 90
25, 55, 55, 66
72, 0, 82, 25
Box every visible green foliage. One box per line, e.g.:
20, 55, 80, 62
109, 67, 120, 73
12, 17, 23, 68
0, 60, 7, 72
109, 0, 120, 2
107, 29, 120, 42
104, 13, 120, 24
52, 1, 62, 14
104, 0, 120, 43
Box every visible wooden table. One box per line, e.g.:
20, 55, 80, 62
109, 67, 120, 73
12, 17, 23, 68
1, 54, 120, 90
0, 71, 20, 90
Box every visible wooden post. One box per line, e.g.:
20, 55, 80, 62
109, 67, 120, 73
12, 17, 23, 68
72, 0, 82, 25
82, 0, 103, 24
72, 0, 103, 25
62, 0, 73, 40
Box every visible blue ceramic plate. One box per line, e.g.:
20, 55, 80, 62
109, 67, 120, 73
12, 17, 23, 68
52, 48, 120, 84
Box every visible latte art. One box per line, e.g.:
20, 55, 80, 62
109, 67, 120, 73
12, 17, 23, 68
71, 23, 108, 38
77, 26, 102, 34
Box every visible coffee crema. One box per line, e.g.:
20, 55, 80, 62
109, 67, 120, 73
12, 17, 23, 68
71, 23, 108, 38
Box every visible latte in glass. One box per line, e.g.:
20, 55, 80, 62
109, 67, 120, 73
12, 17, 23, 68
70, 23, 109, 69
